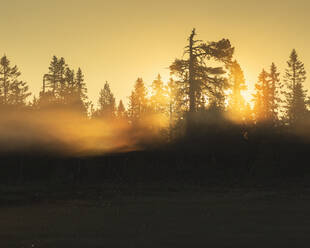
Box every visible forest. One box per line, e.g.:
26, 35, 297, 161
0, 29, 309, 186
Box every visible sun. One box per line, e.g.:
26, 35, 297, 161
241, 89, 254, 106
241, 67, 256, 107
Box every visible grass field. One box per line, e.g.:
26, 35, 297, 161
1, 185, 310, 247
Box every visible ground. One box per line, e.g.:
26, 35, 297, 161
1, 184, 310, 247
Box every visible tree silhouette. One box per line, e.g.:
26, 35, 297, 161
268, 63, 282, 124
0, 55, 31, 106
96, 81, 116, 119
40, 56, 67, 105
253, 69, 272, 122
227, 60, 247, 121
167, 78, 182, 137
117, 100, 127, 120
208, 76, 229, 111
62, 67, 89, 113
39, 57, 88, 113
47, 56, 66, 97
61, 67, 75, 104
76, 68, 87, 103
170, 28, 234, 132
150, 74, 168, 114
128, 78, 148, 123
73, 68, 88, 114
46, 56, 58, 95
283, 49, 308, 126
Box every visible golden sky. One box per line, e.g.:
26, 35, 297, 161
1, 0, 309, 105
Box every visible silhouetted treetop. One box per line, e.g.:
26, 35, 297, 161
283, 49, 308, 126
170, 28, 234, 128
0, 55, 31, 106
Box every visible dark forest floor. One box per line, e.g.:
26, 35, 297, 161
1, 183, 310, 247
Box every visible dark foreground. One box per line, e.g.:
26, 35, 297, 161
1, 184, 310, 248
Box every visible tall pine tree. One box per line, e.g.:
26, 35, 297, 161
128, 78, 148, 122
96, 81, 116, 119
170, 29, 234, 114
268, 63, 282, 124
253, 69, 272, 122
283, 49, 308, 126
227, 60, 247, 121
150, 74, 168, 114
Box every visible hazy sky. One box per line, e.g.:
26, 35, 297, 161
1, 0, 310, 105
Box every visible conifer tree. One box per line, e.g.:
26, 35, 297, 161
166, 78, 183, 138
0, 55, 31, 106
74, 68, 88, 113
283, 49, 308, 125
227, 60, 247, 121
150, 74, 168, 114
117, 100, 127, 120
57, 57, 66, 99
253, 85, 263, 122
209, 76, 229, 111
8, 80, 31, 106
97, 81, 116, 119
43, 56, 67, 99
252, 65, 282, 124
167, 78, 179, 122
170, 29, 234, 114
40, 57, 88, 113
46, 56, 58, 95
252, 69, 273, 122
268, 63, 282, 124
128, 78, 148, 122
75, 68, 87, 103
62, 67, 75, 104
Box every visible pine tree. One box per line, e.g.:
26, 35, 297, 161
97, 81, 116, 119
283, 49, 308, 126
253, 69, 271, 122
40, 57, 88, 113
227, 60, 247, 121
117, 100, 127, 120
209, 76, 229, 111
167, 78, 179, 122
150, 74, 168, 114
0, 55, 31, 106
46, 56, 58, 95
76, 68, 87, 103
166, 78, 182, 139
8, 80, 31, 106
170, 29, 234, 114
74, 68, 88, 113
268, 63, 282, 124
128, 78, 148, 122
43, 56, 67, 99
57, 57, 66, 99
252, 64, 282, 125
62, 67, 75, 104
253, 86, 263, 122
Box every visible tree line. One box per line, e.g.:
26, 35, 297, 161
0, 29, 309, 143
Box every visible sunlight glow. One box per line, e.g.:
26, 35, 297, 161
241, 90, 254, 106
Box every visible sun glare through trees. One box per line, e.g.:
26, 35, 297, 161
0, 29, 308, 155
